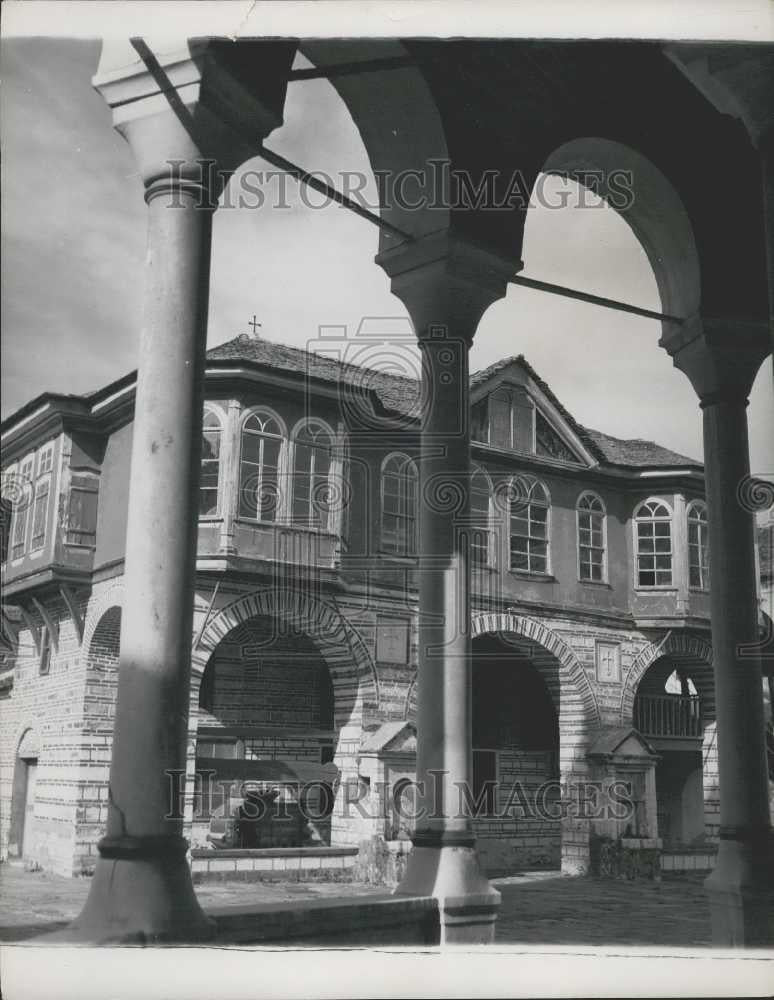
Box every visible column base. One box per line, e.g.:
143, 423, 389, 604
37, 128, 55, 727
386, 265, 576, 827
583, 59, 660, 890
394, 843, 501, 944
45, 837, 216, 945
704, 830, 774, 947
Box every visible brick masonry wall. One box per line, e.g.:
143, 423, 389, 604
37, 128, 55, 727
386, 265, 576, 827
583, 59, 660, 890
474, 749, 561, 873
74, 602, 121, 873
0, 568, 721, 877
0, 591, 90, 876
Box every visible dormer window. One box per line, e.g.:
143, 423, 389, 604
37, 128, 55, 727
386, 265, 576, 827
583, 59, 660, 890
535, 411, 581, 464
471, 387, 582, 464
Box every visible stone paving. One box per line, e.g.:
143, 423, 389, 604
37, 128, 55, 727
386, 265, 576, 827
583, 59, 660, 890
0, 863, 712, 947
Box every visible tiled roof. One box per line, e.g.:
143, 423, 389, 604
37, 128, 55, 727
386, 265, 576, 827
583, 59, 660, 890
580, 429, 702, 470
207, 335, 703, 470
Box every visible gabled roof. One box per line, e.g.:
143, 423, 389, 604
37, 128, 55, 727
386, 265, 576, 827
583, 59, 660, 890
469, 353, 701, 469
359, 721, 417, 754
209, 336, 702, 470
587, 726, 657, 758
2, 333, 703, 472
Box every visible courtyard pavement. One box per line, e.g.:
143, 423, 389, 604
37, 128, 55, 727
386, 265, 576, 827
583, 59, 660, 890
0, 863, 712, 947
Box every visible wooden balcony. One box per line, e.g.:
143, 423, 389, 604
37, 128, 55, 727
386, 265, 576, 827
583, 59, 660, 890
634, 693, 702, 740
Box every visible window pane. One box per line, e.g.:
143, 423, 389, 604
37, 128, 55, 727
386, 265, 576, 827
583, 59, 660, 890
510, 515, 529, 536
199, 489, 218, 516
510, 547, 528, 570
202, 430, 220, 460
31, 482, 49, 548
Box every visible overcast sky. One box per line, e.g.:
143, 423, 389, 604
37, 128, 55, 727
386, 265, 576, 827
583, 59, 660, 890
1, 36, 772, 475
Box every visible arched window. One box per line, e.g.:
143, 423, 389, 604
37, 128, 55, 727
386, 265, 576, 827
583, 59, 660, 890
509, 478, 550, 574
291, 421, 334, 529
635, 499, 673, 587
687, 501, 710, 590
239, 410, 284, 522
577, 491, 606, 582
199, 410, 222, 516
381, 453, 418, 555
471, 467, 492, 566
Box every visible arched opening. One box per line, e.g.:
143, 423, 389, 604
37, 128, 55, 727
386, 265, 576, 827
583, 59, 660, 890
474, 137, 703, 472
471, 633, 560, 875
192, 614, 342, 850
632, 652, 716, 849
8, 727, 39, 860
76, 605, 122, 871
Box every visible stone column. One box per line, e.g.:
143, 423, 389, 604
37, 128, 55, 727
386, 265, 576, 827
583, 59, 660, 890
761, 141, 774, 365
662, 317, 773, 946
59, 40, 293, 944
377, 232, 517, 943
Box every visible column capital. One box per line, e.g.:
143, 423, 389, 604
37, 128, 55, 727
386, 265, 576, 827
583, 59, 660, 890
93, 38, 296, 197
375, 231, 521, 345
660, 316, 771, 406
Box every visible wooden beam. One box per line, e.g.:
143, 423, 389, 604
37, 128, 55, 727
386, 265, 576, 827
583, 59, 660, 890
509, 275, 683, 325
17, 605, 41, 657
256, 143, 413, 242
287, 56, 414, 82
0, 608, 19, 652
193, 581, 221, 650
31, 597, 59, 654
59, 584, 85, 646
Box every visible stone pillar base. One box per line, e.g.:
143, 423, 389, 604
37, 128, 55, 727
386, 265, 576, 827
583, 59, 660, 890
46, 846, 216, 945
394, 845, 501, 944
704, 833, 774, 947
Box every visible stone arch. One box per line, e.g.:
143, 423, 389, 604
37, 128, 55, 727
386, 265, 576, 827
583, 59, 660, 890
469, 612, 600, 874
14, 723, 39, 759
84, 605, 123, 730
82, 583, 124, 654
297, 40, 450, 250
623, 631, 717, 845
187, 588, 378, 848
471, 612, 601, 728
542, 137, 702, 333
192, 587, 379, 728
621, 631, 713, 723
8, 724, 40, 860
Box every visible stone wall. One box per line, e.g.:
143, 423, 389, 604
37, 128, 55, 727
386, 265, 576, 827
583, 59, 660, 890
0, 591, 90, 875
0, 571, 719, 880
